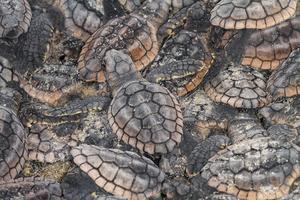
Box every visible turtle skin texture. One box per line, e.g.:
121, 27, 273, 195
186, 135, 231, 176
0, 88, 26, 182
0, 177, 63, 199
210, 0, 297, 29
226, 16, 300, 70
201, 137, 300, 200
77, 0, 170, 82
204, 65, 270, 109
71, 144, 165, 200
0, 0, 32, 39
267, 48, 300, 100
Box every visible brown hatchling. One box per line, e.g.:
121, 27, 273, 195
51, 0, 106, 41
210, 0, 297, 29
224, 16, 300, 70
204, 64, 270, 108
106, 49, 183, 154
0, 0, 32, 39
267, 48, 300, 100
201, 137, 300, 200
0, 87, 26, 181
77, 0, 171, 82
71, 144, 165, 200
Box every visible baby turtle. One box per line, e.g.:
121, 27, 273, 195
26, 124, 79, 163
52, 0, 106, 41
186, 135, 231, 176
259, 97, 300, 127
267, 48, 300, 100
0, 176, 63, 199
0, 0, 32, 39
227, 113, 268, 143
146, 29, 213, 96
210, 0, 297, 29
201, 137, 300, 199
183, 89, 238, 134
14, 11, 55, 74
18, 63, 109, 106
226, 16, 300, 70
106, 49, 183, 154
0, 87, 26, 181
204, 64, 270, 108
71, 144, 165, 200
62, 168, 114, 199
77, 0, 171, 82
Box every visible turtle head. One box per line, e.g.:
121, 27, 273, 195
104, 49, 142, 96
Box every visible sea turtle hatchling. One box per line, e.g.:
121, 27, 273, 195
14, 10, 55, 74
0, 176, 63, 199
50, 0, 114, 41
224, 15, 300, 70
71, 144, 165, 200
259, 97, 300, 127
186, 134, 231, 176
204, 64, 270, 108
182, 89, 238, 135
227, 112, 268, 143
0, 87, 26, 182
0, 0, 32, 39
267, 48, 300, 100
77, 0, 171, 82
105, 49, 183, 154
210, 0, 297, 29
201, 137, 300, 200
146, 29, 213, 96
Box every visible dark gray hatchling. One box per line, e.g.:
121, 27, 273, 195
259, 97, 300, 127
105, 49, 183, 154
201, 137, 300, 200
0, 176, 64, 199
186, 135, 231, 176
0, 87, 26, 181
227, 113, 269, 143
71, 144, 165, 200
